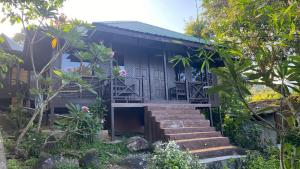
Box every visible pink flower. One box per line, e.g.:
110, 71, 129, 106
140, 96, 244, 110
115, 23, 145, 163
81, 106, 89, 113
119, 70, 128, 77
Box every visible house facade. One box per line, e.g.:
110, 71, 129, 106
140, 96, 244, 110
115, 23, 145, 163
23, 21, 223, 137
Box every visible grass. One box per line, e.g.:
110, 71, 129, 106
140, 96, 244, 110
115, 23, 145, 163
46, 138, 130, 168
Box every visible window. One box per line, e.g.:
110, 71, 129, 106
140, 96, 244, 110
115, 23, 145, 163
61, 54, 92, 76
174, 64, 185, 82
113, 53, 125, 74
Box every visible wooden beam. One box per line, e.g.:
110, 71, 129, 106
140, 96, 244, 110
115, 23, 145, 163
111, 107, 115, 140
147, 54, 152, 100
163, 51, 169, 101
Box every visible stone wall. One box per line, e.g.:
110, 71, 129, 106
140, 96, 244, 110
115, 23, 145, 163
0, 131, 7, 169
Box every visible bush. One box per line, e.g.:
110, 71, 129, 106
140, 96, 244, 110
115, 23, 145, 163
148, 141, 204, 169
7, 159, 22, 169
241, 151, 279, 169
88, 97, 106, 120
20, 128, 46, 157
55, 103, 101, 145
224, 116, 263, 150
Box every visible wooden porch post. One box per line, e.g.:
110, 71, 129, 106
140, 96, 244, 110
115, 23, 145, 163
111, 106, 115, 140
110, 52, 115, 140
163, 51, 168, 101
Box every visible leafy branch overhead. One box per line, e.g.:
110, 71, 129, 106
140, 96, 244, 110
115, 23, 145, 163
0, 0, 113, 147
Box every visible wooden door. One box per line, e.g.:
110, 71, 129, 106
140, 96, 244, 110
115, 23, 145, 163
126, 54, 150, 100
149, 56, 165, 100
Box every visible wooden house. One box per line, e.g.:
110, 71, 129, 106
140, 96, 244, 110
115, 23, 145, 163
23, 21, 240, 158
0, 34, 29, 110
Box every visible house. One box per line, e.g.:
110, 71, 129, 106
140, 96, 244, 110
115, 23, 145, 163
23, 21, 240, 158
0, 34, 29, 110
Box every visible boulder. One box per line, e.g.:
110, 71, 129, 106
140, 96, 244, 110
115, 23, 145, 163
126, 136, 149, 152
79, 148, 100, 169
118, 153, 149, 169
35, 152, 53, 169
35, 152, 79, 169
98, 130, 110, 141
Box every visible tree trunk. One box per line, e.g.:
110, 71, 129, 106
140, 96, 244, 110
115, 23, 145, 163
0, 131, 7, 169
16, 110, 40, 147
280, 136, 286, 169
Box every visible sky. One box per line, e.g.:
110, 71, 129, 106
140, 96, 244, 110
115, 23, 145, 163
0, 0, 201, 37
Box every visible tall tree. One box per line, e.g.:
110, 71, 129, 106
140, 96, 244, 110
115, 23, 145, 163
183, 0, 299, 168
198, 0, 299, 168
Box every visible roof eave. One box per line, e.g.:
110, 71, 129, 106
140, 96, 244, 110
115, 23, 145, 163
93, 23, 207, 48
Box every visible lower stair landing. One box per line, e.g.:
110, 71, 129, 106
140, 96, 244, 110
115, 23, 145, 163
144, 104, 241, 159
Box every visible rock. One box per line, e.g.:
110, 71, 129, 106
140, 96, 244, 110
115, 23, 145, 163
54, 157, 79, 169
126, 136, 149, 152
14, 148, 28, 159
79, 148, 100, 169
151, 141, 163, 151
118, 153, 149, 169
35, 152, 53, 169
35, 152, 79, 169
98, 130, 110, 141
201, 155, 245, 169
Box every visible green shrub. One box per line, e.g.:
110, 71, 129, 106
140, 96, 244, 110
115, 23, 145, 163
224, 116, 264, 151
242, 151, 279, 169
88, 97, 106, 120
55, 103, 101, 145
20, 129, 46, 157
7, 159, 22, 169
148, 141, 204, 169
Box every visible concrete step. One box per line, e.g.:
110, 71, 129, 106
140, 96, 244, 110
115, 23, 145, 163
166, 131, 222, 140
155, 114, 206, 121
159, 120, 210, 128
151, 109, 200, 114
176, 137, 231, 150
151, 112, 202, 117
147, 106, 197, 111
163, 127, 215, 134
190, 146, 240, 159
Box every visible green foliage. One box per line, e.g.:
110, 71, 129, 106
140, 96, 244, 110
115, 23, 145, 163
224, 116, 263, 150
55, 103, 100, 145
88, 97, 107, 120
169, 54, 191, 68
242, 151, 280, 169
54, 161, 81, 169
196, 1, 300, 168
148, 141, 204, 169
7, 158, 38, 169
0, 49, 21, 88
7, 159, 23, 169
20, 129, 46, 157
9, 94, 29, 130
48, 139, 129, 168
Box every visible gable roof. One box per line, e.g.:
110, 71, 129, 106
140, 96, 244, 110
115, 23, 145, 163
93, 21, 208, 45
0, 34, 23, 52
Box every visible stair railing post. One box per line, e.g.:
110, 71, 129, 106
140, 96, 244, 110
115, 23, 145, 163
185, 80, 189, 102
141, 76, 144, 102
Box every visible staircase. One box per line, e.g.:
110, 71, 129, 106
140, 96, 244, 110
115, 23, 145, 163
144, 104, 240, 159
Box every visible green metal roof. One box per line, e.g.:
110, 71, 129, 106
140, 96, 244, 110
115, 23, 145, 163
93, 21, 207, 45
